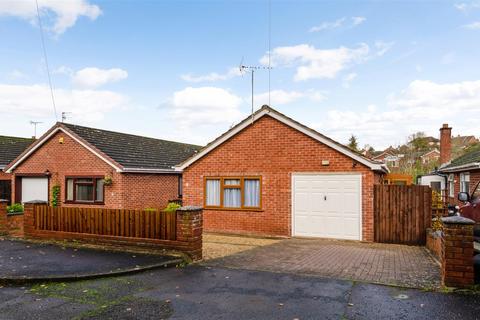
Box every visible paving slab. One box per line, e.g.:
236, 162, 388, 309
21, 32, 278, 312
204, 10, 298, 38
0, 238, 182, 282
203, 237, 441, 288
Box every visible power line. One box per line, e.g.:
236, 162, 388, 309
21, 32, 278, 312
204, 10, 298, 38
35, 0, 58, 121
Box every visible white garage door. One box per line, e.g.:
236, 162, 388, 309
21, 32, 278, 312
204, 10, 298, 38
21, 177, 49, 203
292, 174, 362, 240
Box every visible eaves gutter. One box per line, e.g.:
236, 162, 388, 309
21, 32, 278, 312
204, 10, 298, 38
438, 162, 480, 173
121, 167, 182, 174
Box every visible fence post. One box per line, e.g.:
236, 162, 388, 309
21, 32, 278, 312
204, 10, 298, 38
0, 199, 8, 235
441, 216, 475, 288
176, 206, 203, 261
23, 200, 48, 237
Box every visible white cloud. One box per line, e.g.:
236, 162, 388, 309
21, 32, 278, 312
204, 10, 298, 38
181, 67, 242, 83
455, 2, 480, 12
8, 70, 28, 80
441, 52, 456, 64
314, 79, 480, 149
309, 16, 366, 32
463, 21, 480, 29
254, 89, 326, 106
0, 83, 128, 122
309, 17, 345, 32
261, 44, 369, 81
374, 41, 395, 56
352, 16, 366, 26
0, 0, 102, 35
72, 67, 128, 88
170, 87, 244, 128
342, 73, 357, 88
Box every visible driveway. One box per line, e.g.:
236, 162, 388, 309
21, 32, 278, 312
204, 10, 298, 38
0, 265, 478, 320
203, 235, 441, 288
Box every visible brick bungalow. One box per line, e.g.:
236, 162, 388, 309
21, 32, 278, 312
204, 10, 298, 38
5, 123, 200, 209
177, 105, 388, 241
438, 124, 480, 203
0, 136, 34, 204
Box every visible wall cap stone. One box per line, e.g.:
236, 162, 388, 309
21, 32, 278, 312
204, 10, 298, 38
24, 200, 48, 205
441, 216, 475, 225
177, 206, 203, 212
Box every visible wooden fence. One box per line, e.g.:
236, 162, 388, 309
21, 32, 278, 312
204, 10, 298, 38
374, 185, 432, 245
33, 206, 176, 241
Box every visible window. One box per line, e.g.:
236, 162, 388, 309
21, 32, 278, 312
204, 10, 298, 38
460, 172, 470, 193
178, 176, 183, 198
0, 180, 11, 205
448, 174, 454, 198
205, 177, 261, 209
65, 177, 104, 203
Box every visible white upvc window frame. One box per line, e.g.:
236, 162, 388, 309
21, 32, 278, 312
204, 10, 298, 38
460, 172, 470, 193
448, 174, 454, 198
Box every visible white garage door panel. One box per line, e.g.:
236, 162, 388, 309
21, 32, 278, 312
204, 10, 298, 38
22, 177, 48, 203
292, 174, 362, 240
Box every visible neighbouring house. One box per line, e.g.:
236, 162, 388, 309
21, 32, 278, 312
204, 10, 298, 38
177, 105, 388, 241
0, 136, 35, 204
420, 149, 440, 164
5, 122, 200, 209
371, 147, 403, 169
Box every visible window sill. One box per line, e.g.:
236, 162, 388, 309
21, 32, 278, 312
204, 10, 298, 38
204, 207, 263, 212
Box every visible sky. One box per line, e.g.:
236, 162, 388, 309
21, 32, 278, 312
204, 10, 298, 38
0, 0, 480, 150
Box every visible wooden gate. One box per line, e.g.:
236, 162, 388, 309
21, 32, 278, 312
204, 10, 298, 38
374, 185, 431, 245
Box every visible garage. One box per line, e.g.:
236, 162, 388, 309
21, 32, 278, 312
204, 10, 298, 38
292, 174, 362, 240
20, 177, 49, 203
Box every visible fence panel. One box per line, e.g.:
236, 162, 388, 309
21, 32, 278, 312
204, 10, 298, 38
33, 206, 176, 241
374, 185, 432, 245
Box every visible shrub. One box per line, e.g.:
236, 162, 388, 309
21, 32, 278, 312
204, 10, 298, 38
7, 203, 23, 213
164, 202, 181, 212
51, 185, 60, 207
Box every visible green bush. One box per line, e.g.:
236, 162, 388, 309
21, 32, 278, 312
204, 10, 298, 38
51, 185, 60, 207
164, 202, 181, 212
7, 203, 23, 213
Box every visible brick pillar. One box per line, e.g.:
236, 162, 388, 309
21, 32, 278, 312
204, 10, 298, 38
23, 200, 48, 237
176, 206, 203, 261
0, 199, 8, 235
441, 216, 475, 288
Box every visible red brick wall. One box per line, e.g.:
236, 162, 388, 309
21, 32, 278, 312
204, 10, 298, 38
121, 173, 180, 209
447, 170, 480, 205
0, 171, 11, 181
183, 115, 378, 240
10, 131, 180, 209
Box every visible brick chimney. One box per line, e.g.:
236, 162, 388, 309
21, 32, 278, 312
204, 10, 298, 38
440, 123, 452, 165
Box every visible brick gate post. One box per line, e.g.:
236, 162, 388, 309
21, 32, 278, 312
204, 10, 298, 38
441, 216, 475, 288
176, 206, 203, 261
23, 200, 48, 237
0, 199, 8, 235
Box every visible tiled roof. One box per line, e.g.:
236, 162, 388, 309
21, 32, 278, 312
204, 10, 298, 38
441, 146, 480, 171
0, 136, 34, 168
61, 123, 201, 171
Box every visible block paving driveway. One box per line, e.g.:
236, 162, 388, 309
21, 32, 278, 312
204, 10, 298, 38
203, 235, 441, 288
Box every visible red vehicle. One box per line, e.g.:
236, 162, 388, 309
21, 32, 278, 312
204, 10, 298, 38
458, 181, 480, 222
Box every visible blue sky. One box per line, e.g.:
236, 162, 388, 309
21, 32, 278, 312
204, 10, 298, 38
1, 0, 480, 149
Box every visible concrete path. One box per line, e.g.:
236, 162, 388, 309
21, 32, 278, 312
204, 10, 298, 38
204, 237, 441, 288
0, 265, 477, 320
0, 238, 181, 282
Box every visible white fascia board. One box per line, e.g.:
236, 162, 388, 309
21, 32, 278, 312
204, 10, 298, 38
177, 108, 386, 172
122, 167, 181, 174
439, 162, 480, 173
6, 127, 123, 173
